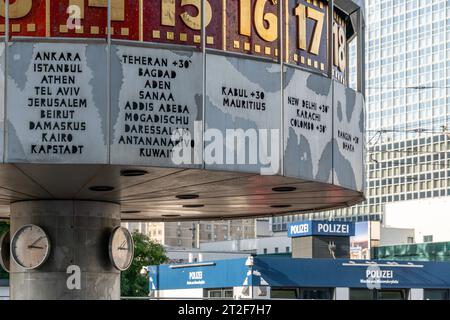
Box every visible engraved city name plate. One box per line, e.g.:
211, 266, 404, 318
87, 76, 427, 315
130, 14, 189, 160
110, 45, 202, 167
333, 81, 365, 192
205, 53, 281, 175
6, 42, 108, 163
284, 67, 333, 183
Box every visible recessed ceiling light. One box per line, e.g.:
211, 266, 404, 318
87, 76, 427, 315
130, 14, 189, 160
176, 194, 199, 200
272, 187, 297, 192
120, 169, 148, 177
162, 214, 181, 218
270, 205, 292, 208
89, 186, 114, 192
182, 204, 205, 208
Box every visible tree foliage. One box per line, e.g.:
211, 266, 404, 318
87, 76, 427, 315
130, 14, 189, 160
120, 231, 168, 297
0, 221, 9, 279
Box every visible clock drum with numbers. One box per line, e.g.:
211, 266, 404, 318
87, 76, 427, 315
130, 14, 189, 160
0, 0, 364, 223
109, 226, 134, 271
11, 225, 51, 270
0, 231, 10, 273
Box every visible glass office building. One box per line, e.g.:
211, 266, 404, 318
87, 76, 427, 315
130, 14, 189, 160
373, 241, 450, 262
273, 0, 450, 232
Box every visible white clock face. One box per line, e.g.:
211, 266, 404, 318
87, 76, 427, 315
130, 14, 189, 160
109, 227, 134, 271
0, 231, 10, 273
11, 225, 51, 270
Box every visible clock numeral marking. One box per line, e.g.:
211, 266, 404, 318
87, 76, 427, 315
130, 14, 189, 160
295, 3, 325, 56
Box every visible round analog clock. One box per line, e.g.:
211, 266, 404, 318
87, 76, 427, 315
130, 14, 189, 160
109, 226, 134, 271
11, 225, 51, 270
0, 231, 10, 273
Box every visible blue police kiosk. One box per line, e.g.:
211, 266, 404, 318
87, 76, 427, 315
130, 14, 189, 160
147, 257, 450, 300
288, 220, 355, 259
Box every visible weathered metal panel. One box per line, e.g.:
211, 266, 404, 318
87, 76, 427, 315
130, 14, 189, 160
205, 53, 281, 175
110, 45, 202, 167
6, 42, 108, 163
333, 81, 364, 192
284, 67, 333, 183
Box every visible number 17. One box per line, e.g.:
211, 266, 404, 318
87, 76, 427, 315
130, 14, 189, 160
295, 4, 324, 56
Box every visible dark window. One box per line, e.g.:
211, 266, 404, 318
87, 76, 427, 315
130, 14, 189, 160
271, 288, 297, 299
423, 235, 433, 243
350, 289, 406, 300
377, 290, 406, 300
300, 288, 333, 300
424, 289, 450, 300
350, 289, 374, 300
206, 288, 234, 299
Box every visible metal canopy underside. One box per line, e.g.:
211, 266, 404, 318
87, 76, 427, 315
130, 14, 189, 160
0, 164, 363, 221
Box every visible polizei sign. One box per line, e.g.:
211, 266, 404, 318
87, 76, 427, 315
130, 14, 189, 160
287, 220, 355, 238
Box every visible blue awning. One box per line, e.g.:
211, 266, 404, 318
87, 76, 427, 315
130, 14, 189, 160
148, 257, 450, 291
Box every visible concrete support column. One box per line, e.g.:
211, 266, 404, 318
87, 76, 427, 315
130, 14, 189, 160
9, 200, 121, 300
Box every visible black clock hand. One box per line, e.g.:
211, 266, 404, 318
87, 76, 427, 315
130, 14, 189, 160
30, 236, 45, 247
28, 245, 44, 249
